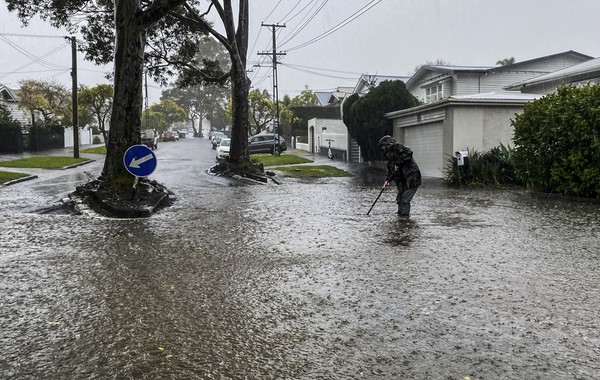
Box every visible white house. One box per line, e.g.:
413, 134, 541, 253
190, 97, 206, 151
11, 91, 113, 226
0, 84, 33, 126
386, 51, 595, 178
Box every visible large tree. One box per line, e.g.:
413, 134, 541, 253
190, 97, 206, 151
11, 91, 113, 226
18, 79, 71, 126
79, 83, 113, 143
7, 0, 251, 184
161, 83, 230, 137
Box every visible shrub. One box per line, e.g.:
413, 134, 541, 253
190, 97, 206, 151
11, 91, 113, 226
512, 84, 600, 198
444, 144, 522, 187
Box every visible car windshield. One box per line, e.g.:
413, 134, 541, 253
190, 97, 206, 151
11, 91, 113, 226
220, 139, 230, 147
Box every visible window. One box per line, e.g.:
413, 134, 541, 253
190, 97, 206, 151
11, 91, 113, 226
425, 84, 443, 103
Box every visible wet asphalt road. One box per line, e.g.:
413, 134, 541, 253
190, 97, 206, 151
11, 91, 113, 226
1, 136, 599, 379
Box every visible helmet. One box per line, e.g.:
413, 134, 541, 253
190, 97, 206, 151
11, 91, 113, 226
378, 135, 396, 151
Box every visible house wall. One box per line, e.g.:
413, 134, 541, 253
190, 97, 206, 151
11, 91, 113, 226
451, 105, 522, 153
308, 118, 348, 157
391, 103, 527, 178
453, 74, 481, 96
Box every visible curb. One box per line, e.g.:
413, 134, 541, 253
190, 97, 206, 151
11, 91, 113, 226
2, 175, 39, 186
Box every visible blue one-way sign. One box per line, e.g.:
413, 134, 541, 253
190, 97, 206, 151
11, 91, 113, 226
123, 144, 157, 177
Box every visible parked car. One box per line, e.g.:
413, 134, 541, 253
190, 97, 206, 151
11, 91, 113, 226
215, 138, 231, 161
141, 131, 158, 150
141, 136, 158, 150
248, 133, 287, 154
162, 131, 178, 142
211, 132, 226, 149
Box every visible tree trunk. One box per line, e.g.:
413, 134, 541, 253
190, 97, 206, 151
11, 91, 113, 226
228, 63, 250, 163
102, 0, 145, 182
227, 0, 249, 164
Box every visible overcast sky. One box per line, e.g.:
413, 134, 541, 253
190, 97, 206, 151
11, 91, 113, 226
2, 0, 600, 104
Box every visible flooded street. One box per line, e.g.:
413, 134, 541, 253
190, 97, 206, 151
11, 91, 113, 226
1, 137, 599, 379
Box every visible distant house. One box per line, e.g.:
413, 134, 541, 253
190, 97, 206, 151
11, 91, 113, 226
352, 74, 410, 96
314, 87, 354, 107
386, 51, 595, 178
0, 84, 32, 126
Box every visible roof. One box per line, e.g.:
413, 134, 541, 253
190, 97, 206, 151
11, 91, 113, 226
353, 74, 410, 94
315, 87, 354, 106
0, 84, 19, 102
407, 65, 494, 87
450, 92, 541, 101
385, 91, 541, 119
491, 50, 593, 73
505, 56, 600, 90
407, 50, 594, 88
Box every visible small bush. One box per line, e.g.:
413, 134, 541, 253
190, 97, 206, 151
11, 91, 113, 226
512, 84, 600, 198
444, 144, 522, 187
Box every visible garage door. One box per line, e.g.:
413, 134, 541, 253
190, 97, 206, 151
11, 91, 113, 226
403, 122, 444, 178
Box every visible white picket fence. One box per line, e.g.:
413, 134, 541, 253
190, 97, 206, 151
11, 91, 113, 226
64, 127, 93, 148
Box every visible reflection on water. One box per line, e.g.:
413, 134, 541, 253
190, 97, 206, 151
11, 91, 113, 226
1, 177, 600, 379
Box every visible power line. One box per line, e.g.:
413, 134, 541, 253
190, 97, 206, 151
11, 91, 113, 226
278, 0, 328, 47
280, 63, 357, 81
284, 0, 382, 52
283, 63, 363, 75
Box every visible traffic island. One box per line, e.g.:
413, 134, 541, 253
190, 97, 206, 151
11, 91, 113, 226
209, 161, 269, 184
70, 178, 172, 218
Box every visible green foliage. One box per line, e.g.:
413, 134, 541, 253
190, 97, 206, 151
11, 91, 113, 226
18, 79, 71, 125
444, 144, 522, 187
251, 153, 313, 166
289, 88, 319, 106
343, 80, 419, 161
0, 170, 29, 184
512, 84, 600, 198
272, 165, 353, 178
0, 103, 21, 132
0, 156, 88, 169
81, 145, 107, 154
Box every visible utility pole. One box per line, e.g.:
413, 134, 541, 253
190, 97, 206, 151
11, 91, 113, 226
258, 23, 285, 153
70, 36, 79, 158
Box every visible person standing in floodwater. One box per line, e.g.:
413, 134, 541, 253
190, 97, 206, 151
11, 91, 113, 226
379, 135, 422, 216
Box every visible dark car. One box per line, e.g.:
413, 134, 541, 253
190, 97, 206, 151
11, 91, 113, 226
248, 133, 287, 154
211, 132, 226, 150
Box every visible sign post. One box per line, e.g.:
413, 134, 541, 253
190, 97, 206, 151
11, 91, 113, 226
124, 145, 157, 199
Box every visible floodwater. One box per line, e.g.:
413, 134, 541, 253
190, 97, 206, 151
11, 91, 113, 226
1, 137, 599, 379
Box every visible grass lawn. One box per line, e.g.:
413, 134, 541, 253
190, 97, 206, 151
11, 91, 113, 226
0, 170, 30, 184
81, 145, 107, 154
271, 165, 353, 178
251, 153, 313, 166
0, 156, 89, 169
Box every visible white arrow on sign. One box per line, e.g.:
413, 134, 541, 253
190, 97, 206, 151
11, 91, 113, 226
129, 153, 154, 169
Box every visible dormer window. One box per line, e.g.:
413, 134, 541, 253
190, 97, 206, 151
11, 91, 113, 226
425, 84, 443, 103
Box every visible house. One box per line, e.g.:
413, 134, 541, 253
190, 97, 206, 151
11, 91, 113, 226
386, 51, 595, 178
314, 87, 354, 106
505, 56, 600, 94
406, 50, 592, 103
0, 84, 32, 126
